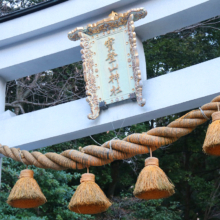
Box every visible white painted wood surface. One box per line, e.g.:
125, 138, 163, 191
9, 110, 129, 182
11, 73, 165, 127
0, 0, 220, 81
0, 77, 5, 114
0, 57, 219, 151
0, 77, 5, 184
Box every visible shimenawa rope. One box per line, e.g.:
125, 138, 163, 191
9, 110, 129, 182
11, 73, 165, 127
0, 95, 219, 170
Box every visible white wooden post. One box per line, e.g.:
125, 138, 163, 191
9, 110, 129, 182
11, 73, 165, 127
0, 76, 6, 188
0, 77, 5, 114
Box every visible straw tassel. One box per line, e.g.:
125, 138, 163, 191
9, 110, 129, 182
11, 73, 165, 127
68, 173, 112, 214
133, 148, 174, 200
203, 111, 220, 156
7, 169, 47, 208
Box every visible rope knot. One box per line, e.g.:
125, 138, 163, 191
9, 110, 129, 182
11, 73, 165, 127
80, 173, 95, 183
78, 146, 85, 153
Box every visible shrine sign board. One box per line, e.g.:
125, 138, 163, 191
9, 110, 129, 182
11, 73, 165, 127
68, 8, 147, 119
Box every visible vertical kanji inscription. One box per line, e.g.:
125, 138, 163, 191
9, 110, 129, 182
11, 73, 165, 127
105, 36, 122, 96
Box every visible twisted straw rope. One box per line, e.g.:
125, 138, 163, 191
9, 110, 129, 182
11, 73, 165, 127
0, 95, 220, 170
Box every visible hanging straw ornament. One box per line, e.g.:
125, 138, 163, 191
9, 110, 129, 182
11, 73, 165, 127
133, 148, 175, 200
69, 168, 111, 214
203, 104, 220, 156
7, 169, 47, 208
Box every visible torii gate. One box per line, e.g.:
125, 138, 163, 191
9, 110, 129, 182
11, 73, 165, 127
0, 0, 220, 183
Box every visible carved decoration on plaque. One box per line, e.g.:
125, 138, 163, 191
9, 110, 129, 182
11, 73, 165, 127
68, 8, 147, 119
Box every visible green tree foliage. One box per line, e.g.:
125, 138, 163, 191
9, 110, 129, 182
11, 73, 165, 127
145, 22, 220, 78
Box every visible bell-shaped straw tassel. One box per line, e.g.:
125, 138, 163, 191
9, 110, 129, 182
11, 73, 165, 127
133, 156, 175, 200
69, 173, 112, 214
7, 169, 47, 208
203, 111, 220, 156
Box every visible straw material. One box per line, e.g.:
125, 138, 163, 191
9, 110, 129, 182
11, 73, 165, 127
7, 169, 47, 208
69, 173, 111, 214
203, 112, 220, 156
134, 157, 175, 200
0, 96, 220, 170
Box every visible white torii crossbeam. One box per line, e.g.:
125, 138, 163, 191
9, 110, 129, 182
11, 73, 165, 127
0, 0, 219, 153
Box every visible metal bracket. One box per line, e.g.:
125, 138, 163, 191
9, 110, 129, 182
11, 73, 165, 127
99, 101, 108, 110
129, 93, 137, 102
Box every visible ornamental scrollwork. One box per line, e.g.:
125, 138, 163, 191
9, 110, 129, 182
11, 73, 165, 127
78, 32, 100, 120
127, 14, 146, 107
68, 8, 147, 41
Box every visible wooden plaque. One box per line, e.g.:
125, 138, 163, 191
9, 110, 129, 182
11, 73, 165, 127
68, 8, 147, 119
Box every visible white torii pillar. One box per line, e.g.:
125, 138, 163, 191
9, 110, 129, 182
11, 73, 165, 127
0, 77, 6, 187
